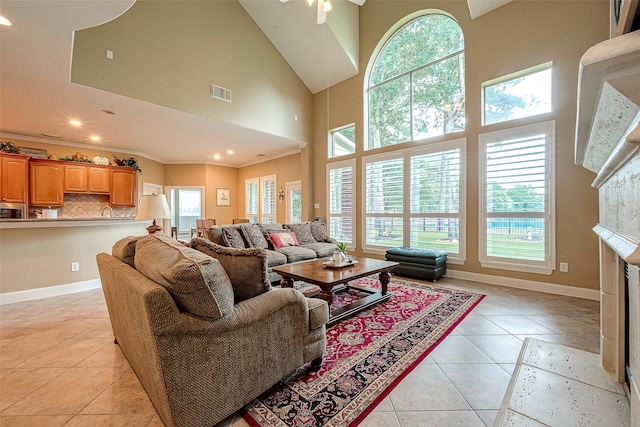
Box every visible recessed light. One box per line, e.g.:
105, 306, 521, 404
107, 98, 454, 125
90, 136, 101, 142
69, 120, 82, 126
256, 153, 266, 157
41, 133, 61, 139
227, 150, 234, 155
213, 154, 221, 160
101, 109, 115, 115
0, 16, 13, 26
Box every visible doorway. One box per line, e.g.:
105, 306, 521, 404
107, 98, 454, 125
285, 180, 302, 224
166, 187, 204, 240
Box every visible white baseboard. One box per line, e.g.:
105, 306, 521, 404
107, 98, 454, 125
446, 270, 600, 301
0, 279, 102, 305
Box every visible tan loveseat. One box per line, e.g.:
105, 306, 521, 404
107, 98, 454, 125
207, 221, 338, 283
97, 234, 328, 427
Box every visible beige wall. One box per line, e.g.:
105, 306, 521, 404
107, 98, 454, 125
0, 223, 143, 294
238, 153, 303, 224
312, 0, 608, 291
71, 0, 313, 144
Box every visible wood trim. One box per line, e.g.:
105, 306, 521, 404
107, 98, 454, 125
615, 0, 639, 36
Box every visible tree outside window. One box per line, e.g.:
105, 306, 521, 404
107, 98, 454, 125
367, 13, 465, 150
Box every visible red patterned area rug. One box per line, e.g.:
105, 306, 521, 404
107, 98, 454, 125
242, 276, 485, 427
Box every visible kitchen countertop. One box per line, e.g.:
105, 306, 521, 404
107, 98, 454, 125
0, 217, 141, 229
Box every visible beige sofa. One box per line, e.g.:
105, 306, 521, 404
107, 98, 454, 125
97, 234, 328, 427
207, 221, 338, 282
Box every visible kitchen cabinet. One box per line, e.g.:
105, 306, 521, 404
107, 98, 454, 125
0, 154, 29, 203
63, 164, 110, 194
29, 159, 64, 206
88, 167, 110, 193
110, 168, 135, 207
64, 164, 87, 192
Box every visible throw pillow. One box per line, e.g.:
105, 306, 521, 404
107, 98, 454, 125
190, 238, 271, 303
309, 222, 330, 242
134, 234, 234, 320
267, 232, 300, 249
240, 224, 269, 249
112, 236, 139, 267
284, 222, 316, 245
222, 227, 246, 249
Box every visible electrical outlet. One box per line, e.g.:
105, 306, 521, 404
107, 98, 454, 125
559, 262, 568, 272
71, 262, 80, 272
106, 49, 113, 59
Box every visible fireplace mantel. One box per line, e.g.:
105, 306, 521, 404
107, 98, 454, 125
575, 31, 640, 188
575, 29, 640, 427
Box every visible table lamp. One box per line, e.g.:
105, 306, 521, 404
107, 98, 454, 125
135, 194, 172, 234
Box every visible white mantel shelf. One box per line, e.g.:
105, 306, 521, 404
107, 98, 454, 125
594, 223, 640, 267
575, 31, 640, 187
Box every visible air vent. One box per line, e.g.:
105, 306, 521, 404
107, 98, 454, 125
211, 84, 232, 102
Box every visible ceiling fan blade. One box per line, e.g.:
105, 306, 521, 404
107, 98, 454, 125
349, 0, 366, 6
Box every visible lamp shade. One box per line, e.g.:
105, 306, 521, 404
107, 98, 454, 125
135, 194, 172, 221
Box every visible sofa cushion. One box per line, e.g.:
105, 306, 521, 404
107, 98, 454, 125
301, 242, 338, 258
112, 236, 140, 267
259, 223, 285, 233
284, 222, 316, 245
134, 234, 234, 320
222, 227, 246, 249
309, 222, 330, 242
190, 238, 271, 303
264, 249, 288, 267
276, 246, 317, 263
240, 224, 269, 249
266, 231, 300, 249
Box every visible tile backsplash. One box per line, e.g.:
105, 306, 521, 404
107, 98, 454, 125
29, 194, 136, 219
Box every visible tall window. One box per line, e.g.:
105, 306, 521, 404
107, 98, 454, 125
367, 13, 465, 150
327, 159, 355, 247
329, 124, 356, 159
245, 175, 276, 224
362, 139, 466, 262
479, 121, 555, 274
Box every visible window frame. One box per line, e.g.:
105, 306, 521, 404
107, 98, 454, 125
481, 62, 553, 126
361, 138, 466, 264
245, 175, 277, 224
328, 123, 356, 159
326, 159, 356, 249
364, 11, 466, 151
478, 120, 556, 275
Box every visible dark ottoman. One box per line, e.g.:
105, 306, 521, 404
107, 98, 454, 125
385, 247, 447, 281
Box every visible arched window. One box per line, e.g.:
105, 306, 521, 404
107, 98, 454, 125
366, 13, 465, 150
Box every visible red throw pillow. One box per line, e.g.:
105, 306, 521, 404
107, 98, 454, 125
267, 232, 300, 249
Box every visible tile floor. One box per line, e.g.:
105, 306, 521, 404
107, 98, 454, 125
0, 277, 601, 427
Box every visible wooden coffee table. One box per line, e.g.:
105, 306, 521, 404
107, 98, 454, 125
273, 257, 399, 326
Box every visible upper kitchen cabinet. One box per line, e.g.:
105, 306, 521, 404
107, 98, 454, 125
110, 168, 136, 207
0, 154, 29, 204
64, 164, 87, 192
63, 164, 110, 194
29, 159, 64, 206
88, 167, 110, 193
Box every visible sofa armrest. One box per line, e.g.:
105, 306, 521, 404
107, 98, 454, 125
156, 288, 311, 337
306, 298, 329, 330
326, 237, 338, 244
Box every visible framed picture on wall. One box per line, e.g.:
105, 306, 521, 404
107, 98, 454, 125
216, 188, 231, 206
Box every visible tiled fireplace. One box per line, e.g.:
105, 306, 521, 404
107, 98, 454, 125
575, 30, 640, 426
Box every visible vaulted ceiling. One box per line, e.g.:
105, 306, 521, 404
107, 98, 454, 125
0, 0, 512, 167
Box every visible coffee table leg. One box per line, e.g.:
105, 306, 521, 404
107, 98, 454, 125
319, 288, 333, 307
280, 276, 294, 288
379, 270, 390, 295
